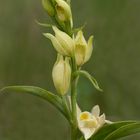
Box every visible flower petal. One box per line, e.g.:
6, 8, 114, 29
77, 104, 82, 116
75, 44, 86, 66
43, 33, 68, 55
52, 26, 75, 56
84, 35, 94, 63
55, 0, 72, 21
105, 120, 113, 124
77, 104, 82, 127
91, 105, 100, 117
67, 96, 82, 117
99, 113, 106, 126
80, 127, 95, 140
75, 31, 87, 46
52, 55, 65, 94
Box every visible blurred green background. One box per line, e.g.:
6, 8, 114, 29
0, 0, 140, 139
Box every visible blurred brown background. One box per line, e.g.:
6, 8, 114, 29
0, 0, 140, 139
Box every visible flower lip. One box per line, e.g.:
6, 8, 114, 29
80, 111, 91, 121
83, 118, 98, 128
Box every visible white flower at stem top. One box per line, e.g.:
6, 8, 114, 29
74, 30, 94, 66
44, 26, 75, 57
77, 105, 106, 140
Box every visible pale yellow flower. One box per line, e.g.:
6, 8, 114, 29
55, 0, 72, 24
77, 105, 106, 140
74, 31, 94, 66
52, 54, 71, 95
44, 26, 75, 56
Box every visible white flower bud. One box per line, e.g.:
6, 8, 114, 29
42, 0, 55, 16
44, 26, 75, 56
52, 54, 71, 95
55, 0, 72, 22
74, 31, 94, 66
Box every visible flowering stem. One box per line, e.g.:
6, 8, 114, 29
79, 136, 85, 140
61, 96, 72, 123
71, 57, 78, 140
71, 76, 79, 140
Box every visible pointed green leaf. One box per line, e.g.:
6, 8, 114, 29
1, 86, 68, 119
74, 70, 103, 92
91, 121, 138, 140
73, 23, 86, 34
35, 20, 52, 28
104, 122, 140, 140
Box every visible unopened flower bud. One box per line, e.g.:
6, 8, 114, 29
44, 26, 75, 56
42, 0, 55, 16
55, 0, 72, 22
52, 54, 71, 95
75, 31, 94, 66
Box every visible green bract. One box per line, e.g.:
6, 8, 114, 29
42, 0, 55, 16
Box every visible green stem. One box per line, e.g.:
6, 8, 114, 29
71, 76, 79, 140
61, 95, 72, 123
79, 136, 85, 140
71, 57, 79, 140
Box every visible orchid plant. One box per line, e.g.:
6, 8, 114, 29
1, 0, 140, 140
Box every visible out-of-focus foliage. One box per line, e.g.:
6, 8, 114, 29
0, 0, 140, 139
